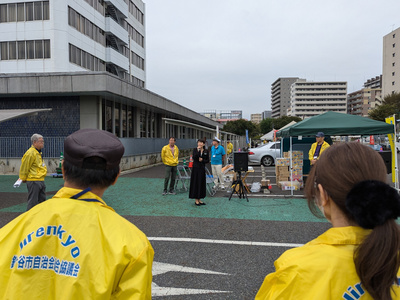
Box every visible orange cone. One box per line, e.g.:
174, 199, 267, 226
189, 155, 193, 168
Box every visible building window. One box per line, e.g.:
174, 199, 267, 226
68, 7, 105, 46
8, 41, 16, 59
25, 2, 33, 21
0, 42, 8, 60
0, 39, 50, 60
0, 1, 49, 23
17, 41, 25, 59
393, 53, 396, 57
394, 34, 396, 38
393, 62, 396, 67
17, 3, 24, 21
26, 40, 34, 59
131, 51, 145, 70
69, 43, 105, 71
393, 82, 396, 86
8, 3, 16, 22
393, 72, 396, 76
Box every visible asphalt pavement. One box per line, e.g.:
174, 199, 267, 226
0, 164, 331, 299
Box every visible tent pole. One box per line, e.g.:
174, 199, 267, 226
290, 136, 293, 196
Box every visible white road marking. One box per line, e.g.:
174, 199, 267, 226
152, 262, 231, 297
152, 261, 229, 276
148, 237, 303, 248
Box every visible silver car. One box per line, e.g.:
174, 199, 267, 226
248, 142, 281, 166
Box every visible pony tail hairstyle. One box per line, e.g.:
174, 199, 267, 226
346, 180, 400, 300
353, 221, 400, 300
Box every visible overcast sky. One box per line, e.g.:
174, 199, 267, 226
144, 0, 400, 119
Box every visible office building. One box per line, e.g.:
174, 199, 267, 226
383, 26, 400, 96
0, 0, 229, 174
271, 77, 301, 118
262, 110, 272, 119
289, 80, 347, 118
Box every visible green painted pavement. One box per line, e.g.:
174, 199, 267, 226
0, 176, 325, 223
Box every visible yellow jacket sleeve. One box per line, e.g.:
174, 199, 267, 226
19, 148, 35, 181
308, 143, 316, 161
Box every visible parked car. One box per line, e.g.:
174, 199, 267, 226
248, 142, 281, 166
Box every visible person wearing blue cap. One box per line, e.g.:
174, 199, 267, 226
308, 132, 330, 165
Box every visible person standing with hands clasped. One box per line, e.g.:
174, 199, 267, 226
19, 133, 47, 210
189, 139, 209, 206
210, 137, 226, 190
256, 142, 400, 300
308, 131, 329, 165
161, 137, 179, 195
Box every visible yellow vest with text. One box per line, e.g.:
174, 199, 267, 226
256, 226, 400, 299
19, 146, 47, 181
161, 144, 179, 166
0, 187, 154, 299
308, 141, 330, 161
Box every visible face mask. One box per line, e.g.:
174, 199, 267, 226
315, 197, 325, 217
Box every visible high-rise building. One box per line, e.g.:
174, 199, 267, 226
383, 26, 400, 96
271, 77, 301, 118
0, 0, 146, 86
289, 80, 347, 118
348, 76, 382, 117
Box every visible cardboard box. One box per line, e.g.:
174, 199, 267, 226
276, 158, 290, 166
278, 180, 301, 191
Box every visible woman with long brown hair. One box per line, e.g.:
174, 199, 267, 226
256, 142, 400, 299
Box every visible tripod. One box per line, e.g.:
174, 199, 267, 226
228, 171, 249, 202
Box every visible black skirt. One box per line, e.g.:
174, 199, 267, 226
189, 166, 206, 199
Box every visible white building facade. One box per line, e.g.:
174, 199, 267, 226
383, 26, 400, 96
0, 0, 146, 87
289, 80, 347, 118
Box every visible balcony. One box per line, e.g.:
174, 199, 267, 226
105, 17, 129, 45
105, 47, 129, 71
104, 0, 128, 18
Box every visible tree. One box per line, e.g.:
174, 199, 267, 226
369, 92, 400, 121
259, 116, 302, 134
222, 119, 258, 138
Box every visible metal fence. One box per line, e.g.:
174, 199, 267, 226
0, 136, 247, 159
0, 137, 65, 158
0, 137, 199, 158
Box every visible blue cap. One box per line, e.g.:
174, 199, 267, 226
316, 132, 325, 137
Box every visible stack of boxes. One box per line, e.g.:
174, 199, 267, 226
275, 151, 304, 190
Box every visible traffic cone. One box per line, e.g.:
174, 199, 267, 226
189, 155, 193, 168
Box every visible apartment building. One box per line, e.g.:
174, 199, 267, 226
348, 76, 382, 117
289, 80, 347, 118
250, 113, 262, 124
383, 26, 400, 96
271, 77, 301, 118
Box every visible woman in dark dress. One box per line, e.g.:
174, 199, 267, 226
189, 139, 209, 206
